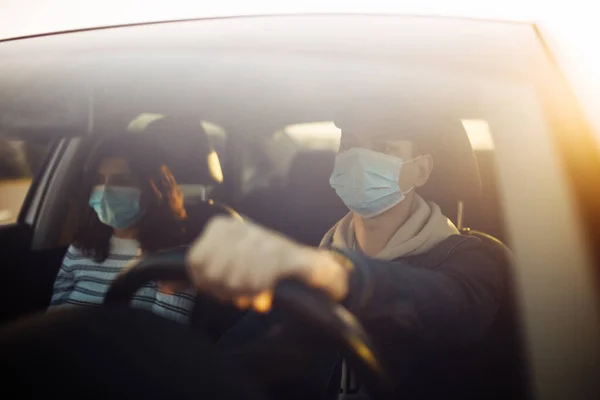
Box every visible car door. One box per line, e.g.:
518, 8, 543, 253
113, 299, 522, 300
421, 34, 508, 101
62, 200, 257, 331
0, 133, 78, 324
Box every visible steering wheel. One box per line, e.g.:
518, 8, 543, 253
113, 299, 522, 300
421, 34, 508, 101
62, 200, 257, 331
104, 247, 391, 396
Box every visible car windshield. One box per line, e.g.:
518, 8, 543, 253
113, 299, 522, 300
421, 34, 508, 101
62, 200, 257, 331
2, 14, 600, 400
0, 15, 551, 239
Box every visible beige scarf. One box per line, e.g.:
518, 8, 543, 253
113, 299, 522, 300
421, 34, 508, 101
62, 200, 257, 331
320, 195, 459, 260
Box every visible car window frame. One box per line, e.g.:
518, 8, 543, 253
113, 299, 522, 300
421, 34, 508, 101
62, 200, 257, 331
0, 135, 59, 228
487, 24, 600, 400
24, 138, 81, 249
16, 139, 61, 225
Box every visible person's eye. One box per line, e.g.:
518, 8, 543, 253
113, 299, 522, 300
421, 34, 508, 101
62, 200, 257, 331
110, 175, 137, 187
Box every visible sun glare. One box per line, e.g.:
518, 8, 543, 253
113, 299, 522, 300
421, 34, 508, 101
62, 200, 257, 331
2, 1, 598, 140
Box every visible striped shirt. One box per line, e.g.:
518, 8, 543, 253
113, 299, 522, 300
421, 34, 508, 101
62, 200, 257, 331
49, 236, 195, 324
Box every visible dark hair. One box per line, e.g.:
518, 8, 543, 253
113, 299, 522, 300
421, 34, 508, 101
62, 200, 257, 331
72, 135, 187, 262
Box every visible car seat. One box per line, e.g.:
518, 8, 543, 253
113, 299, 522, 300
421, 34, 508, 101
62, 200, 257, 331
238, 149, 347, 246
141, 117, 241, 243
466, 150, 506, 241
281, 150, 348, 245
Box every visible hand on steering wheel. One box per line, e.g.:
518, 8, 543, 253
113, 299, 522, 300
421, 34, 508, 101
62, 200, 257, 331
104, 217, 391, 396
186, 217, 350, 313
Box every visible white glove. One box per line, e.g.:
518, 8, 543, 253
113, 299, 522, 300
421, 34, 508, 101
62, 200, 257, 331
186, 217, 350, 312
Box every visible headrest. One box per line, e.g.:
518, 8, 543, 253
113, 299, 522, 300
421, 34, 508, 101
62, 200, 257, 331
417, 119, 481, 204
141, 117, 223, 185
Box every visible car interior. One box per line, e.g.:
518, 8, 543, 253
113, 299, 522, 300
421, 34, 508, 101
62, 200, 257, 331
0, 113, 526, 398
0, 14, 566, 399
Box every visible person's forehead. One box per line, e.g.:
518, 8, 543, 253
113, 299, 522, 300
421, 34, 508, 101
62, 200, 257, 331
98, 157, 131, 175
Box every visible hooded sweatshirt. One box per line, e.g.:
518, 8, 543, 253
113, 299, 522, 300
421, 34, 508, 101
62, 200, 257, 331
320, 194, 459, 260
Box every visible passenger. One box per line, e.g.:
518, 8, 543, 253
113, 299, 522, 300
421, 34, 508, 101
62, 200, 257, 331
49, 136, 194, 324
191, 116, 504, 398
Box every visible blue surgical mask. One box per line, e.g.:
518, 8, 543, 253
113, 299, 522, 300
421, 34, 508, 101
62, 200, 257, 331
89, 185, 143, 229
329, 148, 419, 218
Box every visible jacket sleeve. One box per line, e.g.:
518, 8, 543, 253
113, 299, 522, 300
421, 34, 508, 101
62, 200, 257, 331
334, 239, 504, 348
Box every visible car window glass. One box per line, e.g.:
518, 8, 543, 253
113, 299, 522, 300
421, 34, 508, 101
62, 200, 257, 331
237, 122, 340, 195
282, 122, 342, 151
238, 140, 275, 196
0, 139, 51, 224
277, 120, 494, 153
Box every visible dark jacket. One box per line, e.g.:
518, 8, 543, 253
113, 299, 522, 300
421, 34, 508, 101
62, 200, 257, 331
220, 234, 523, 400
336, 233, 520, 399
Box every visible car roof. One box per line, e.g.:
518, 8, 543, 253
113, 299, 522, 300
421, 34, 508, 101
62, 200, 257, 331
0, 2, 535, 41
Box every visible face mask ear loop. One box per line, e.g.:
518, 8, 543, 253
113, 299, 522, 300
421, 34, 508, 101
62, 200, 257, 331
402, 185, 416, 195
403, 155, 422, 164
398, 155, 421, 196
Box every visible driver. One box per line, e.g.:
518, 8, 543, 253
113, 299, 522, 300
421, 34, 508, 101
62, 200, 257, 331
186, 115, 504, 398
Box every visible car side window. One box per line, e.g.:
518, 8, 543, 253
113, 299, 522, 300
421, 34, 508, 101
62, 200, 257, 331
270, 121, 342, 177
237, 122, 341, 197
0, 139, 51, 224
237, 119, 495, 201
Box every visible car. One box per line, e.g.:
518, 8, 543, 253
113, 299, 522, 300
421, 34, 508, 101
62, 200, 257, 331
0, 13, 599, 400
